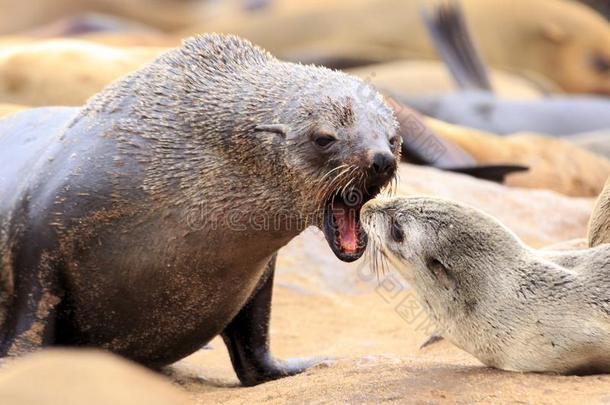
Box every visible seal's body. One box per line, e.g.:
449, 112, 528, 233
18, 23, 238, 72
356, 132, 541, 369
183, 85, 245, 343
362, 196, 610, 374
401, 91, 610, 136
0, 34, 400, 385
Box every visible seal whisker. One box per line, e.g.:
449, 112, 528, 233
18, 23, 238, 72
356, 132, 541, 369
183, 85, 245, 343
363, 216, 391, 278
317, 164, 349, 185
314, 174, 344, 210
339, 166, 359, 196
320, 165, 354, 202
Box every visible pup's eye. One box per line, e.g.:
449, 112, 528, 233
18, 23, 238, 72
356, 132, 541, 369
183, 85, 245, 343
389, 136, 401, 148
314, 135, 337, 149
390, 218, 404, 242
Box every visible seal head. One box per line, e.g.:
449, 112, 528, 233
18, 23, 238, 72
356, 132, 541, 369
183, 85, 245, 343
105, 34, 401, 262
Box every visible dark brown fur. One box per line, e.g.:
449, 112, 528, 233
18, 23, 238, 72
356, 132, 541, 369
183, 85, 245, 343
0, 34, 399, 385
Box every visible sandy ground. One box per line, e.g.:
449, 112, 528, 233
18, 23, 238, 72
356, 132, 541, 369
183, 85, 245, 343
171, 248, 610, 404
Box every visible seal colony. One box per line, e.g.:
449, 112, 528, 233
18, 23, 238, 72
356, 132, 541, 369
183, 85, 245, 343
362, 196, 610, 374
0, 34, 400, 385
398, 1, 610, 136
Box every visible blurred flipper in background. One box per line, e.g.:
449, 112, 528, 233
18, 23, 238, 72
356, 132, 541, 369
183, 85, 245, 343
386, 96, 529, 183
397, 0, 610, 136
420, 0, 492, 92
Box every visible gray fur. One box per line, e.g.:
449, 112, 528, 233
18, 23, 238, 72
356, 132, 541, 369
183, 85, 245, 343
362, 196, 610, 374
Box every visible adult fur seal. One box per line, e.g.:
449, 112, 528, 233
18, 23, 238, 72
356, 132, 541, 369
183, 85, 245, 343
362, 196, 610, 374
0, 34, 400, 385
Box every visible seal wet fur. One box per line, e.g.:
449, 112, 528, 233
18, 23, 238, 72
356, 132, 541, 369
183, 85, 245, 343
0, 34, 400, 385
362, 196, 610, 374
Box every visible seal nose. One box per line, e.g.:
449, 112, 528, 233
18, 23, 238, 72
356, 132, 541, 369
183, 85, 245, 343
367, 152, 396, 188
370, 152, 396, 177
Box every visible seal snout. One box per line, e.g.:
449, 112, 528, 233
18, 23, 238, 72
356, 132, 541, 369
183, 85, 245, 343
360, 197, 400, 238
369, 152, 396, 183
365, 151, 397, 188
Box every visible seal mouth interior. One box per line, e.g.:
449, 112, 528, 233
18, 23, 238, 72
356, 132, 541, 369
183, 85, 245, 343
323, 186, 381, 262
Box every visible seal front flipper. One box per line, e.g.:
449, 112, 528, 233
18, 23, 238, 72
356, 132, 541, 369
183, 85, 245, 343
420, 334, 444, 350
0, 285, 61, 357
221, 254, 322, 386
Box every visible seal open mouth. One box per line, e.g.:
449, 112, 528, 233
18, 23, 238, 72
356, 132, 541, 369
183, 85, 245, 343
323, 186, 381, 262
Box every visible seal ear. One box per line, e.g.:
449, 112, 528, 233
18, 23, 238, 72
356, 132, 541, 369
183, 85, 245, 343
254, 124, 289, 138
427, 258, 457, 291
539, 22, 569, 45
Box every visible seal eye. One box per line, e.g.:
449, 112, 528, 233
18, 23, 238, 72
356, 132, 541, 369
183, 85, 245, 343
389, 136, 401, 148
313, 134, 337, 149
390, 218, 404, 242
592, 54, 610, 74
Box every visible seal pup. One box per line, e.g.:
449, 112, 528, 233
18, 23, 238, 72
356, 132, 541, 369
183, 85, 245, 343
362, 196, 610, 374
0, 34, 400, 385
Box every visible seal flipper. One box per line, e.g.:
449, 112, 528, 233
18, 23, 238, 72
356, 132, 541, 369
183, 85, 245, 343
386, 96, 529, 183
385, 96, 477, 168
421, 0, 492, 92
420, 334, 445, 349
221, 254, 323, 386
447, 164, 529, 183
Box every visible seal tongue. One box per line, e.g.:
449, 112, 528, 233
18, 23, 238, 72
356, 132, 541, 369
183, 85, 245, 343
333, 202, 358, 253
